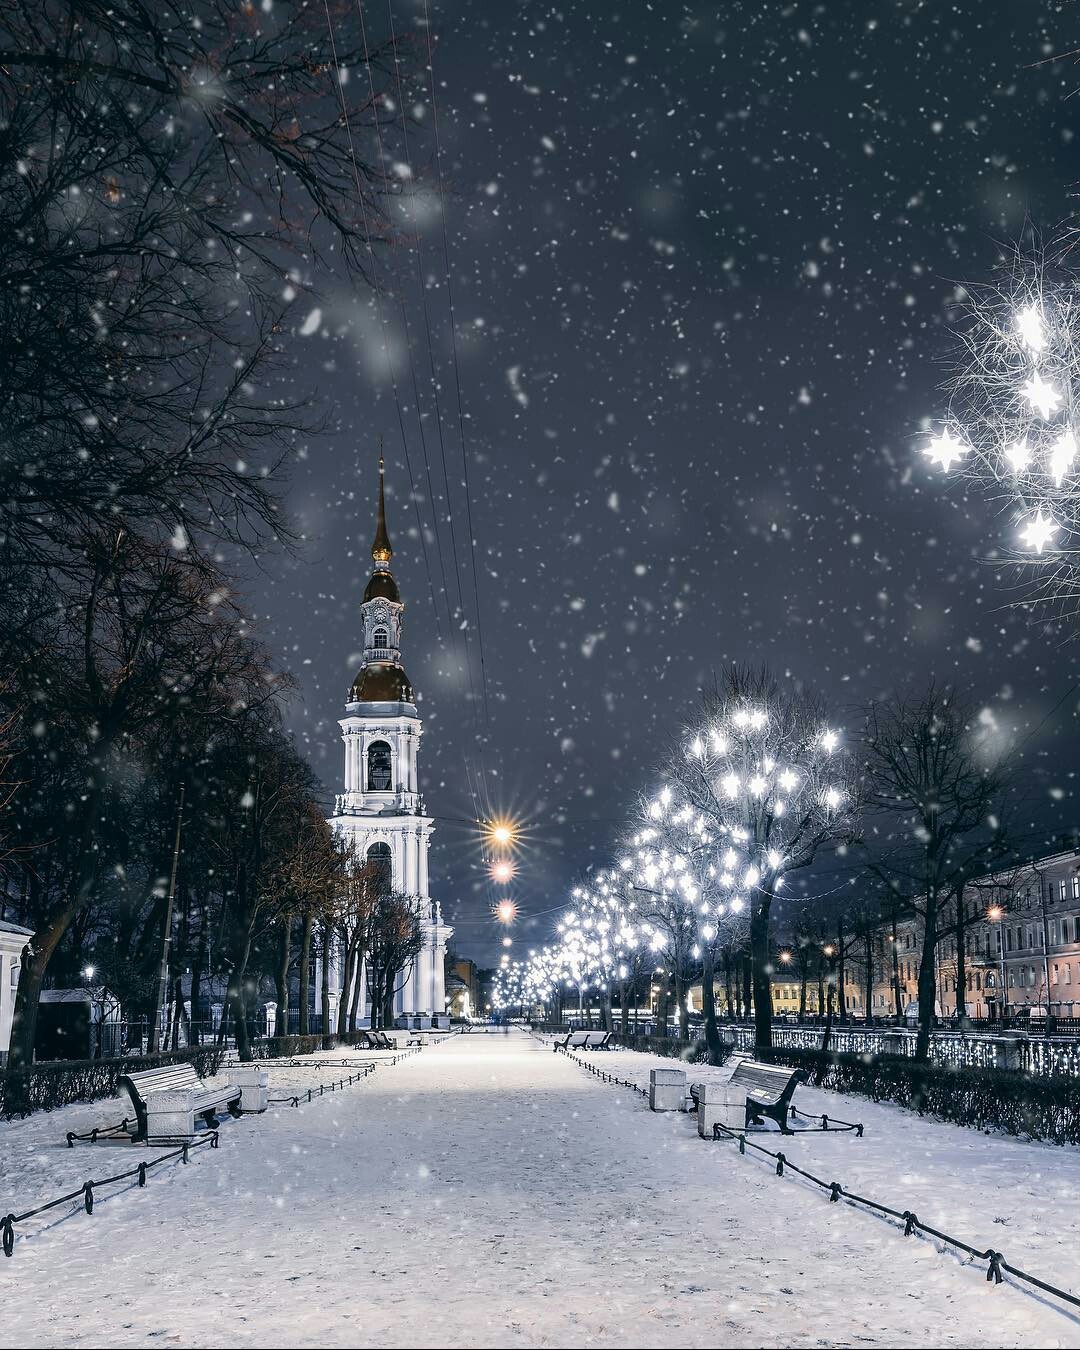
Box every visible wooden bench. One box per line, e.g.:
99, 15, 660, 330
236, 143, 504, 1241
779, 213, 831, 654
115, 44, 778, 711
368, 1031, 396, 1050
690, 1058, 805, 1136
582, 1030, 613, 1050
555, 1030, 592, 1050
118, 1063, 242, 1144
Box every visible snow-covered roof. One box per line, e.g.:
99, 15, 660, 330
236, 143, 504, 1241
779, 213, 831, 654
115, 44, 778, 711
0, 918, 33, 937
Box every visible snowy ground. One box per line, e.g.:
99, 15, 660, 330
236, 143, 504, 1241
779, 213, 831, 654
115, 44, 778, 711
1, 1031, 1078, 1348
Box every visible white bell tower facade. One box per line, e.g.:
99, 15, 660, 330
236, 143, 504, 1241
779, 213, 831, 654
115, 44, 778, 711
329, 457, 451, 1025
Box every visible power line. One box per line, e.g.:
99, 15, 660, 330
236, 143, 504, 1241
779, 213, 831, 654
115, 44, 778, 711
421, 0, 493, 737
318, 0, 444, 647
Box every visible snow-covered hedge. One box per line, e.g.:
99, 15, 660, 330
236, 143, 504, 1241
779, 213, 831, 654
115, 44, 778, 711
775, 1048, 1080, 1145
1, 1045, 229, 1119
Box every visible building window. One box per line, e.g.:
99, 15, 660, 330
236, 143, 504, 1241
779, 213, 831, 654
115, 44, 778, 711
366, 841, 392, 891
372, 626, 389, 649
367, 740, 393, 791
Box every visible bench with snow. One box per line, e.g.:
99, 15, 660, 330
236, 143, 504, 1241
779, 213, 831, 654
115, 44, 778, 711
690, 1056, 806, 1138
554, 1030, 612, 1051
357, 1031, 396, 1050
118, 1062, 265, 1144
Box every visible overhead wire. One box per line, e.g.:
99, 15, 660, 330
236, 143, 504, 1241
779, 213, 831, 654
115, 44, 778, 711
318, 0, 444, 648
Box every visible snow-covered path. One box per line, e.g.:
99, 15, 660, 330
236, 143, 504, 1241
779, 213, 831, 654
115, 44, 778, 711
4, 1031, 1080, 1348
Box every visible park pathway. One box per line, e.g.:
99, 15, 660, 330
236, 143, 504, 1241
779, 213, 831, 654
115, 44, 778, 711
6, 1031, 1073, 1347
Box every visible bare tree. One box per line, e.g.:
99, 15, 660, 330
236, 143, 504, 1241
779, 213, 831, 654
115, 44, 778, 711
366, 892, 424, 1030
862, 681, 1011, 1060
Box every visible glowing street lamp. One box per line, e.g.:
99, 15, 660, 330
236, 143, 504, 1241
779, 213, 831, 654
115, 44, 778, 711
485, 818, 519, 849
490, 860, 516, 885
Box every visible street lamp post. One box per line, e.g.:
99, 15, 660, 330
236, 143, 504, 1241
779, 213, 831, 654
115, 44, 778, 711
988, 905, 1007, 1024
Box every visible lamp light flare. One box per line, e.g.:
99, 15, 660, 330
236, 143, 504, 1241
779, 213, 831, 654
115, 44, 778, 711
490, 860, 516, 885
494, 898, 518, 925
484, 816, 521, 849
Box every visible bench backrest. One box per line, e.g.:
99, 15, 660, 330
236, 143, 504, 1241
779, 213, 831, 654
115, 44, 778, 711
730, 1060, 803, 1102
121, 1062, 202, 1100
567, 1031, 590, 1047
584, 1031, 608, 1047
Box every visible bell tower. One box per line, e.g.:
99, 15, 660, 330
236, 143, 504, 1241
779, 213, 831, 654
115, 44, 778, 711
328, 455, 451, 1026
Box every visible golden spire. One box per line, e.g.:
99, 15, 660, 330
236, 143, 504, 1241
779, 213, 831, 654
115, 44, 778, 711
371, 451, 392, 565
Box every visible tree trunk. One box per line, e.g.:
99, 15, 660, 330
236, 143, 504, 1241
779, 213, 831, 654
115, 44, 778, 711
337, 932, 354, 1039
675, 968, 689, 1040
225, 965, 251, 1061
298, 910, 313, 1035
740, 950, 752, 1021
169, 972, 185, 1049
837, 917, 848, 1025
954, 884, 968, 1021
820, 969, 836, 1052
891, 914, 903, 1022
190, 916, 208, 1040
749, 897, 773, 1058
915, 896, 939, 1062
702, 945, 724, 1065
799, 964, 808, 1019
864, 933, 874, 1024
619, 979, 629, 1037
723, 949, 734, 1019
320, 923, 331, 1039
348, 953, 365, 1031
275, 913, 293, 1041
654, 975, 668, 1040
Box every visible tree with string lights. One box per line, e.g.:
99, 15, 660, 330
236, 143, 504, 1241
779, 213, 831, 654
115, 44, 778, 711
921, 245, 1080, 616
669, 666, 856, 1058
623, 794, 749, 1063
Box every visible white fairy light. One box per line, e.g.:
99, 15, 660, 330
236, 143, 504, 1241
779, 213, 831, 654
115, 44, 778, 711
720, 772, 739, 799
919, 253, 1080, 596
1003, 439, 1031, 475
1019, 509, 1058, 554
1021, 372, 1060, 420
820, 729, 839, 753
923, 427, 968, 472
1016, 303, 1046, 353
1047, 428, 1076, 488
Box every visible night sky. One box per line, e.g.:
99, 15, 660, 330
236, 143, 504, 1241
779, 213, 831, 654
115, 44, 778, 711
246, 2, 1080, 964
